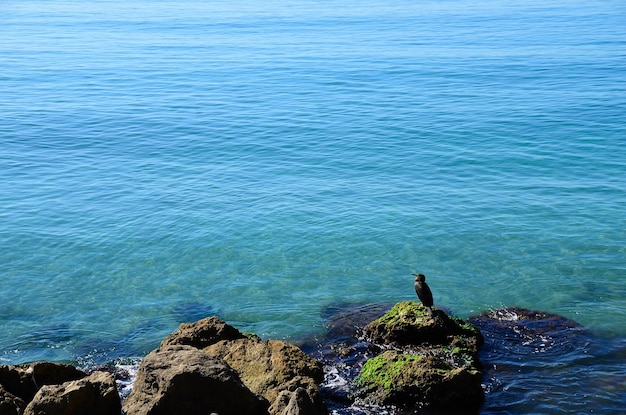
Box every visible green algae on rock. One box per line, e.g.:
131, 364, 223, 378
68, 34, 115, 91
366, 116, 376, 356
357, 351, 424, 392
356, 350, 483, 409
354, 302, 484, 411
363, 301, 483, 353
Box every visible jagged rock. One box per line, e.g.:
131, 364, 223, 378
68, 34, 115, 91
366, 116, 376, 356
122, 344, 267, 415
157, 316, 326, 415
268, 387, 317, 415
0, 362, 86, 403
0, 384, 25, 415
23, 371, 120, 415
354, 302, 484, 410
204, 337, 326, 415
160, 315, 246, 349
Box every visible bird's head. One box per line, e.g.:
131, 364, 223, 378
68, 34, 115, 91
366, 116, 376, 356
412, 273, 426, 282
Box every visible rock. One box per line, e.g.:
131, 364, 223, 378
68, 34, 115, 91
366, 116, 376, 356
354, 302, 484, 410
122, 344, 267, 415
23, 371, 120, 415
0, 362, 86, 403
355, 350, 483, 409
160, 316, 246, 349
204, 337, 326, 415
157, 316, 326, 415
363, 301, 483, 353
268, 387, 317, 415
0, 384, 25, 415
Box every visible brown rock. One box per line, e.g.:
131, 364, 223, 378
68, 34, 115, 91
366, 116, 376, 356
0, 362, 86, 403
268, 387, 318, 415
204, 338, 326, 415
0, 384, 25, 415
122, 345, 267, 415
160, 316, 246, 349
23, 371, 120, 415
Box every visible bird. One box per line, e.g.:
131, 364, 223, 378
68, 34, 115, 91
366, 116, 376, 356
412, 273, 434, 315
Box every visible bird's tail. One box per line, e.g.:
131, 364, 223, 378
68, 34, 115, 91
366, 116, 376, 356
426, 306, 433, 316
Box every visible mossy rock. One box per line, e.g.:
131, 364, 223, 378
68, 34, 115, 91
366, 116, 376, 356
355, 302, 485, 410
355, 350, 483, 409
363, 301, 483, 354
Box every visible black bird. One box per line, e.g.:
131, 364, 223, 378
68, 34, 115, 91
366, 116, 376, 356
412, 273, 434, 315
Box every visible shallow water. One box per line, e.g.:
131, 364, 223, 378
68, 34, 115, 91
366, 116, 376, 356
1, 0, 625, 412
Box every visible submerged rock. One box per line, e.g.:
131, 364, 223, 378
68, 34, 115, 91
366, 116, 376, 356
469, 306, 584, 343
171, 302, 216, 324
122, 344, 268, 415
320, 302, 393, 343
353, 302, 484, 411
469, 306, 600, 413
24, 371, 120, 415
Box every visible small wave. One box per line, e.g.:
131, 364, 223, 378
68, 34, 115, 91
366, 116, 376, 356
85, 357, 142, 401
114, 359, 141, 400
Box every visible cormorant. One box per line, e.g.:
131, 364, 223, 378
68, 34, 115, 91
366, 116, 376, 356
412, 273, 434, 315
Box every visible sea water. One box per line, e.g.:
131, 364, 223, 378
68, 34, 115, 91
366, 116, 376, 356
1, 0, 625, 412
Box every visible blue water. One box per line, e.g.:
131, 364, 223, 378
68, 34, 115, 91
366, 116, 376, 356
1, 0, 625, 412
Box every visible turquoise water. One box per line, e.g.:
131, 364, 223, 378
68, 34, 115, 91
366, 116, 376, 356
1, 0, 625, 408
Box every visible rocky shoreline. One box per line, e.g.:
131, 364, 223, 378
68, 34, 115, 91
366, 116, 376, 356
0, 302, 591, 415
